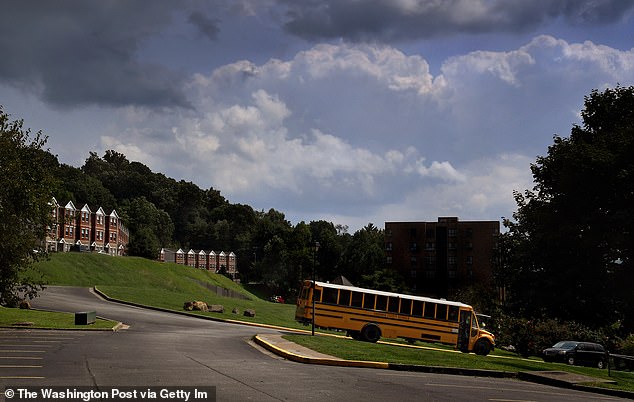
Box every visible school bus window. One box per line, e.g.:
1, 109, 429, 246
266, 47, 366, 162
424, 302, 436, 318
323, 287, 338, 304
339, 289, 351, 306
376, 295, 388, 311
412, 300, 423, 316
387, 297, 399, 313
436, 304, 447, 320
399, 298, 411, 315
448, 306, 459, 321
314, 288, 322, 302
363, 293, 376, 309
351, 292, 363, 307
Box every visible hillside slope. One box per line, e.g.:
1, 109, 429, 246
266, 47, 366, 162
34, 253, 298, 328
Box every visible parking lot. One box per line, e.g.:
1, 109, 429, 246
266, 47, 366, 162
0, 329, 84, 381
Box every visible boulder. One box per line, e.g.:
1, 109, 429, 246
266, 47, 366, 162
209, 304, 224, 313
184, 301, 208, 312
19, 300, 31, 310
243, 309, 256, 317
232, 307, 240, 315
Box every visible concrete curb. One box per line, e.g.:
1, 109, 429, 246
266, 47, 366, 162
254, 334, 634, 399
254, 334, 510, 376
389, 363, 516, 378
517, 371, 634, 399
253, 334, 389, 369
92, 286, 306, 334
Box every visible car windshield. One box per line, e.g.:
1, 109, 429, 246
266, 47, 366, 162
552, 341, 577, 349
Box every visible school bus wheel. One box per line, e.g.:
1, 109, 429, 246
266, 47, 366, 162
474, 339, 491, 356
361, 323, 382, 343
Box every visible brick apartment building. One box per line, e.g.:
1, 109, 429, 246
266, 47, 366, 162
158, 248, 238, 278
44, 197, 129, 256
385, 217, 499, 298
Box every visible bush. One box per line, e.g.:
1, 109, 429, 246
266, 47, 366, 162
496, 314, 608, 358
619, 334, 634, 356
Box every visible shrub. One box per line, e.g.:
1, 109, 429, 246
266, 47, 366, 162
619, 334, 634, 356
496, 314, 608, 358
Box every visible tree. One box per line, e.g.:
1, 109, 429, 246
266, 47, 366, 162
121, 197, 174, 258
56, 163, 116, 210
338, 223, 384, 285
504, 86, 634, 330
0, 107, 58, 305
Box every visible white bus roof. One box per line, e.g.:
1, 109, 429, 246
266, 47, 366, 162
313, 281, 471, 308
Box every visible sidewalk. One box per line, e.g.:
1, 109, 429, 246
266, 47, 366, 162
254, 333, 633, 400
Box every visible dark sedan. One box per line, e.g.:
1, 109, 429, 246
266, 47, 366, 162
542, 341, 608, 369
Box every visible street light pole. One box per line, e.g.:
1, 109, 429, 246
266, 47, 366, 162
311, 241, 320, 336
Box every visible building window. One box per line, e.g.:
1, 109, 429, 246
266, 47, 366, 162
425, 242, 435, 250
410, 256, 417, 265
385, 229, 392, 237
448, 228, 457, 237
409, 242, 418, 252
385, 242, 392, 251
386, 256, 392, 265
426, 228, 435, 238
410, 270, 417, 278
466, 256, 473, 265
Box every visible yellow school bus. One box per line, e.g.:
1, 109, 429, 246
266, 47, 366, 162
295, 280, 495, 355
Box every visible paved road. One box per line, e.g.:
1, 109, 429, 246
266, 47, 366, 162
0, 287, 628, 401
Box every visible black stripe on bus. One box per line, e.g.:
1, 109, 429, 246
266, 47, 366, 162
314, 305, 459, 336
316, 304, 459, 329
316, 302, 461, 325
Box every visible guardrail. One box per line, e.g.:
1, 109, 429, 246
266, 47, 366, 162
610, 353, 634, 372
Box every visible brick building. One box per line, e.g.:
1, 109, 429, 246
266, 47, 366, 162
159, 248, 238, 278
385, 217, 499, 298
45, 197, 129, 256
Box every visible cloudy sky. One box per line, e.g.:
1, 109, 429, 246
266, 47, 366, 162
2, 1, 634, 232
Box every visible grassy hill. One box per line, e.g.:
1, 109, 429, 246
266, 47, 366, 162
34, 253, 300, 329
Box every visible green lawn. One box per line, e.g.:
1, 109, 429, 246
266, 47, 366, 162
34, 253, 305, 329
284, 334, 634, 392
0, 306, 118, 330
